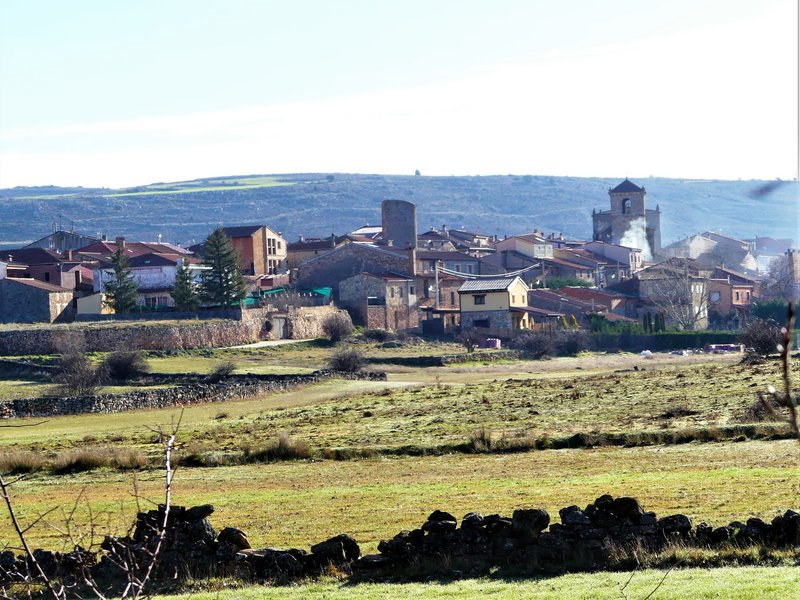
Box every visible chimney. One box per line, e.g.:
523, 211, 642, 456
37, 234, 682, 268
66, 249, 74, 260
115, 236, 126, 249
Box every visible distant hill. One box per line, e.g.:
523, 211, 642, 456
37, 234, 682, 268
0, 173, 797, 249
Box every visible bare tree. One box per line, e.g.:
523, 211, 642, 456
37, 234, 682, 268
762, 254, 798, 302
639, 259, 710, 331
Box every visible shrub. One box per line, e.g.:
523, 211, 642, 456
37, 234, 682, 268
328, 348, 365, 372
107, 448, 147, 470
206, 360, 236, 383
508, 331, 556, 358
102, 350, 150, 381
460, 332, 477, 353
54, 352, 104, 396
554, 330, 590, 356
741, 396, 782, 422
0, 450, 47, 474
468, 427, 493, 452
50, 449, 110, 474
362, 328, 391, 342
738, 318, 782, 355
322, 312, 354, 343
243, 433, 312, 462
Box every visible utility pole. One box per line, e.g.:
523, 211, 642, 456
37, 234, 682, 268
435, 260, 441, 310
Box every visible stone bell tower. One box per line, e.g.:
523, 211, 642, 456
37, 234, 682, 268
592, 178, 661, 259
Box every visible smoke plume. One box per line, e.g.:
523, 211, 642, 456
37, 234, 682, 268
619, 217, 652, 261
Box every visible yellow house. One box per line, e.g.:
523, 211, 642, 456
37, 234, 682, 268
458, 276, 533, 330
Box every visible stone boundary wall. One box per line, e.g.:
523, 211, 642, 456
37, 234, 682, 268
0, 358, 56, 378
0, 370, 387, 419
3, 496, 797, 589
368, 350, 519, 367
0, 306, 346, 355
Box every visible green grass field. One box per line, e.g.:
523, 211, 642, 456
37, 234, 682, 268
5, 440, 798, 552
158, 567, 800, 599
1, 346, 798, 598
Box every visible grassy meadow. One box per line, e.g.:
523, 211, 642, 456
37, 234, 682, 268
1, 341, 798, 597
160, 567, 800, 599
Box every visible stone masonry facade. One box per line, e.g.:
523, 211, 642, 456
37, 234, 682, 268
461, 310, 512, 330
0, 279, 73, 324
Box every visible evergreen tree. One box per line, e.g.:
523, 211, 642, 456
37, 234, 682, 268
171, 260, 199, 311
199, 227, 247, 308
104, 246, 138, 313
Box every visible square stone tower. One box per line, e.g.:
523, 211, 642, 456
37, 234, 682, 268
592, 179, 661, 258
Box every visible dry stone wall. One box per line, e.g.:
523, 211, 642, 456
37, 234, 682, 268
0, 370, 387, 419
3, 496, 797, 590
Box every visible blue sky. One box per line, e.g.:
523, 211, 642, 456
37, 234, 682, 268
0, 0, 797, 187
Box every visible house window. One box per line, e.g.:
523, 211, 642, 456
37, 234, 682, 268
473, 294, 486, 305
710, 291, 721, 302
399, 287, 404, 298
390, 287, 395, 298
450, 291, 455, 305
44, 272, 50, 282
735, 291, 740, 301
474, 319, 490, 328
623, 198, 632, 214
746, 291, 750, 299
467, 265, 474, 274
409, 286, 415, 295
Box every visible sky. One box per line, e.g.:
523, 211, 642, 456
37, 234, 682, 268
0, 0, 797, 188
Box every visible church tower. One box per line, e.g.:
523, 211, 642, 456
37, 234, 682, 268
592, 179, 661, 259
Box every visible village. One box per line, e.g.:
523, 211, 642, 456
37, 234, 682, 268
0, 179, 796, 338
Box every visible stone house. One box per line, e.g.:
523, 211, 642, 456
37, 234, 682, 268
295, 243, 415, 297
0, 277, 73, 323
458, 276, 534, 330
338, 272, 419, 330
286, 235, 341, 270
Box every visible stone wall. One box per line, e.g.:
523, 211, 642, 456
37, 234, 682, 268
0, 320, 259, 356
4, 496, 797, 590
0, 370, 387, 418
0, 306, 344, 355
368, 350, 517, 367
461, 310, 512, 330
284, 305, 344, 339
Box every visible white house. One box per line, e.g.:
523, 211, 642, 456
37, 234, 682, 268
93, 254, 209, 309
